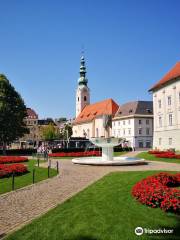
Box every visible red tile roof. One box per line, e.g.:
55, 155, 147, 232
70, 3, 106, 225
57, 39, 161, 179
26, 108, 38, 119
74, 98, 119, 124
149, 62, 180, 91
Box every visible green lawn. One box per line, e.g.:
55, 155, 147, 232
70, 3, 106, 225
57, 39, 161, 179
6, 171, 180, 240
114, 151, 127, 156
136, 152, 180, 164
0, 160, 58, 194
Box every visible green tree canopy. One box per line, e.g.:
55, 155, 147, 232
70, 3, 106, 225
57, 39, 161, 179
41, 123, 58, 141
0, 74, 29, 150
59, 123, 73, 140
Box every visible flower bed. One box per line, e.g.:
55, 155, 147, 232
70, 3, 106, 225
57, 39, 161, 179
0, 156, 28, 164
49, 151, 101, 158
132, 172, 180, 214
148, 150, 180, 159
0, 163, 29, 178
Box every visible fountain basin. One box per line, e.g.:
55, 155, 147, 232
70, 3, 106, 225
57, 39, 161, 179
90, 137, 120, 161
72, 156, 145, 166
90, 137, 120, 147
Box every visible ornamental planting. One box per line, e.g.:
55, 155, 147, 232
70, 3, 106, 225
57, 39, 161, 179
132, 172, 180, 214
0, 163, 28, 178
49, 151, 101, 157
0, 156, 28, 164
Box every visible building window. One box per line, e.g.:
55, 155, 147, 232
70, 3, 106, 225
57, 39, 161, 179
78, 97, 79, 101
139, 119, 142, 125
159, 138, 162, 145
158, 100, 161, 108
123, 129, 125, 135
138, 141, 143, 148
128, 119, 131, 124
167, 96, 171, 106
146, 141, 151, 148
159, 116, 162, 127
84, 96, 87, 101
138, 128, 142, 135
169, 114, 173, 126
179, 92, 180, 103
123, 120, 125, 125
96, 128, 99, 137
87, 129, 90, 138
146, 128, 150, 135
118, 121, 120, 126
169, 138, 172, 145
128, 128, 131, 135
113, 130, 116, 136
146, 119, 149, 125
118, 130, 120, 137
113, 122, 115, 126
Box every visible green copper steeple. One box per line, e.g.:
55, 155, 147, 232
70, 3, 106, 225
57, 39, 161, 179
78, 55, 88, 86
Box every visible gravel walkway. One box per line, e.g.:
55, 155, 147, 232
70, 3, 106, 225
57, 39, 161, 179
0, 151, 180, 237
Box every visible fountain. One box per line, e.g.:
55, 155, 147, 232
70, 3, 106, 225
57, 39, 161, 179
72, 115, 145, 166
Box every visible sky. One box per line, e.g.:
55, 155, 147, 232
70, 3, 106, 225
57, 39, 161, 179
0, 0, 180, 119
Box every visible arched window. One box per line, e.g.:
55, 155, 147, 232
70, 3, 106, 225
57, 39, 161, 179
84, 96, 87, 101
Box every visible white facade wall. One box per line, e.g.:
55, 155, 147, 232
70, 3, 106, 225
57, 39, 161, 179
72, 116, 111, 138
73, 122, 92, 138
153, 78, 180, 150
76, 86, 90, 117
112, 116, 153, 148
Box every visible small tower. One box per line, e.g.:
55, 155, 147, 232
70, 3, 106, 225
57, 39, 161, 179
76, 55, 90, 117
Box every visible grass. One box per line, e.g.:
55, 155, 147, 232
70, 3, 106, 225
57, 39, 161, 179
114, 151, 127, 156
6, 171, 180, 240
136, 152, 180, 164
0, 160, 57, 194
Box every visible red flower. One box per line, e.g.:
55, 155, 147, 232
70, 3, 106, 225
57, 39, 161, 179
0, 156, 28, 164
0, 163, 28, 178
132, 172, 180, 214
49, 151, 101, 158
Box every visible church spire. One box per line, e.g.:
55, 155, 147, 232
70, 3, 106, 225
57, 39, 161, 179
78, 54, 88, 86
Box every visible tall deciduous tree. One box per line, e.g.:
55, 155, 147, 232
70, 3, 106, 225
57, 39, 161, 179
59, 123, 73, 140
41, 123, 58, 141
0, 74, 28, 153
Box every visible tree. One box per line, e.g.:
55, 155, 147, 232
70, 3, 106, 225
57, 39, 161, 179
59, 123, 73, 140
0, 74, 29, 154
41, 123, 58, 141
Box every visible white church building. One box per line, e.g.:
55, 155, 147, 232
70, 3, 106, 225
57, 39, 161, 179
149, 62, 180, 150
72, 55, 119, 138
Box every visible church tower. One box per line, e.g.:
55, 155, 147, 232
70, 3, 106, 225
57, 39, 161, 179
76, 55, 90, 117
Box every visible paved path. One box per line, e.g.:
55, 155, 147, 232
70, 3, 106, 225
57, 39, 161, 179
0, 152, 180, 237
